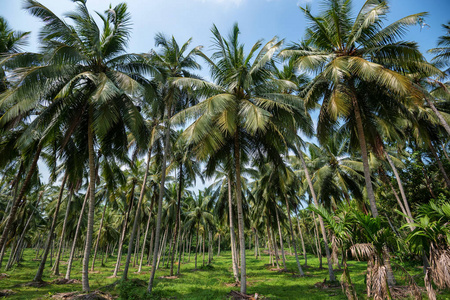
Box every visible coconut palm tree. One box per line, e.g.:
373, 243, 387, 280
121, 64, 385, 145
173, 23, 307, 293
0, 16, 30, 94
0, 0, 152, 291
145, 33, 202, 293
283, 0, 437, 218
430, 22, 450, 74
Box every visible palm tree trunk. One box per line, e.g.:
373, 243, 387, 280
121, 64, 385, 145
147, 227, 155, 266
170, 164, 183, 276
5, 191, 43, 271
284, 197, 304, 275
176, 230, 184, 275
53, 188, 74, 275
429, 142, 450, 187
141, 192, 156, 270
427, 97, 450, 136
384, 150, 414, 223
217, 234, 221, 257
82, 107, 97, 292
299, 152, 336, 281
113, 183, 135, 277
234, 132, 247, 294
0, 143, 42, 262
148, 108, 171, 293
227, 174, 240, 282
34, 172, 68, 282
296, 212, 307, 266
65, 185, 89, 280
139, 209, 152, 273
352, 97, 379, 216
275, 208, 287, 270
312, 212, 322, 268
202, 232, 205, 266
133, 226, 140, 267
188, 233, 192, 262
195, 222, 199, 269
123, 147, 152, 280
91, 201, 107, 272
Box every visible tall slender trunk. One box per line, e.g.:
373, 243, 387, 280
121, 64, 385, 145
284, 197, 304, 275
123, 147, 152, 280
275, 208, 287, 270
147, 227, 155, 266
427, 97, 450, 136
217, 234, 221, 257
296, 212, 307, 266
202, 232, 205, 266
176, 230, 183, 275
82, 106, 96, 292
34, 172, 68, 282
384, 151, 413, 223
91, 201, 107, 272
188, 234, 192, 262
234, 132, 247, 294
65, 186, 89, 279
299, 152, 335, 281
113, 182, 135, 277
139, 193, 155, 272
133, 226, 140, 267
313, 212, 322, 268
53, 188, 74, 275
227, 174, 239, 282
195, 222, 199, 269
429, 142, 450, 187
0, 144, 42, 261
148, 107, 171, 293
271, 227, 280, 268
170, 164, 183, 276
5, 191, 43, 271
352, 96, 378, 217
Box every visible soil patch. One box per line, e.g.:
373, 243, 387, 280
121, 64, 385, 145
228, 290, 264, 299
52, 278, 81, 285
23, 281, 49, 288
51, 291, 113, 300
0, 289, 15, 297
313, 279, 340, 290
158, 275, 179, 279
0, 273, 10, 280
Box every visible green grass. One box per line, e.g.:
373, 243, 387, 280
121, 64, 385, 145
0, 248, 449, 299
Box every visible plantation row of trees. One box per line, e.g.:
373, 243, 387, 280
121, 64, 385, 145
1, 0, 450, 298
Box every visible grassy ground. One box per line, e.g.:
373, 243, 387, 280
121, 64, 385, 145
0, 248, 448, 299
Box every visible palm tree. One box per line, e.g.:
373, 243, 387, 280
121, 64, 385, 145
145, 33, 202, 293
430, 22, 450, 73
184, 190, 214, 270
1, 0, 150, 291
174, 23, 305, 293
283, 0, 437, 218
0, 16, 29, 94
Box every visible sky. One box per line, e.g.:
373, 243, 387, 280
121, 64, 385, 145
1, 0, 450, 190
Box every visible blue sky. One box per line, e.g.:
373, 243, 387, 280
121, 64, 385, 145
2, 0, 449, 188
2, 0, 449, 64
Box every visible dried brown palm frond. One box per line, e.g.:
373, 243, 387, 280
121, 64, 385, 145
429, 243, 450, 289
368, 261, 391, 300
340, 263, 358, 300
425, 268, 437, 300
391, 263, 422, 300
331, 234, 340, 267
350, 243, 375, 261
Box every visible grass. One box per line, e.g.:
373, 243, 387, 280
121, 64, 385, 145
0, 248, 449, 299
